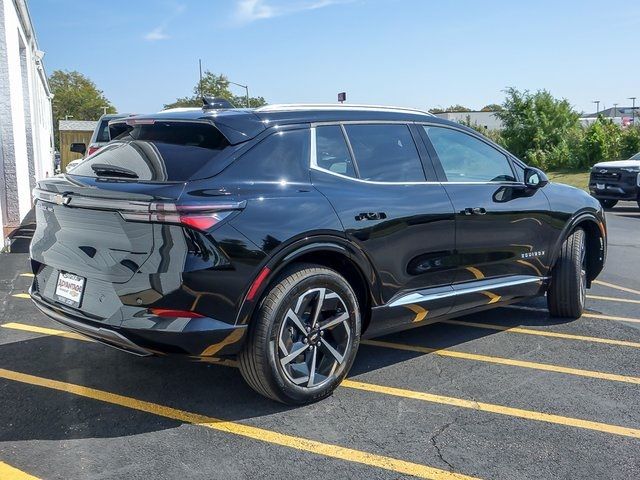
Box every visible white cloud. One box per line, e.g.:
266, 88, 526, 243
234, 0, 351, 24
143, 2, 185, 41
144, 27, 170, 41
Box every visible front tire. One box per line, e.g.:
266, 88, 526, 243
239, 264, 361, 404
599, 199, 617, 209
547, 228, 587, 319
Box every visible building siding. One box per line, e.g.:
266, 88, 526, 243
0, 0, 53, 240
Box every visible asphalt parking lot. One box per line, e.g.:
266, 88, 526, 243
1, 203, 639, 480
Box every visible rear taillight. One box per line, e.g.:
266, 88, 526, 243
87, 145, 101, 156
119, 201, 245, 231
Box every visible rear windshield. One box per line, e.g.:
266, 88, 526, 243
71, 121, 231, 182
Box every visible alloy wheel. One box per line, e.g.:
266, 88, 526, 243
277, 287, 351, 388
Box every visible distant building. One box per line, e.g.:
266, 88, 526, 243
0, 0, 54, 240
59, 120, 97, 170
433, 111, 503, 130
580, 106, 639, 127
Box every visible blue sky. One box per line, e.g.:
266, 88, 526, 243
30, 0, 640, 114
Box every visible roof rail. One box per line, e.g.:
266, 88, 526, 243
254, 103, 434, 116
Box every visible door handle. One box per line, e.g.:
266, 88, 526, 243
462, 207, 487, 216
355, 212, 387, 221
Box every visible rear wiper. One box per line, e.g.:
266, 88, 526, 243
90, 163, 138, 179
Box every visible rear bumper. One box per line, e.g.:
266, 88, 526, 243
30, 289, 247, 358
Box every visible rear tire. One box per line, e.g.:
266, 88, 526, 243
239, 264, 361, 404
599, 199, 617, 209
547, 228, 586, 319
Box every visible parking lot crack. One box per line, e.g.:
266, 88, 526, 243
430, 421, 455, 472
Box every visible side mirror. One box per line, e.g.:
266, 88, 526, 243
70, 143, 86, 156
524, 167, 548, 189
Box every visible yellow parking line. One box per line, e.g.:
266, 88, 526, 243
11, 293, 30, 299
342, 380, 640, 439
19, 273, 34, 278
0, 368, 478, 480
6, 323, 640, 442
503, 305, 640, 325
593, 280, 640, 296
587, 294, 640, 305
361, 339, 640, 385
0, 461, 40, 480
8, 321, 638, 387
441, 320, 640, 349
583, 312, 640, 324
1, 323, 91, 342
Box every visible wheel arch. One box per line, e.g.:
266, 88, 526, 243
235, 235, 382, 334
549, 212, 606, 286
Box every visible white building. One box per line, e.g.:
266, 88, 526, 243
0, 0, 54, 240
434, 111, 503, 131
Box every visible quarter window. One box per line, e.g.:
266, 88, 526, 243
237, 129, 310, 182
315, 126, 357, 178
423, 126, 516, 182
344, 124, 425, 182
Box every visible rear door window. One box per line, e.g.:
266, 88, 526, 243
315, 125, 357, 178
343, 124, 425, 182
71, 121, 231, 182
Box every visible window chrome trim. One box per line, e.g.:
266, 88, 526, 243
388, 276, 545, 308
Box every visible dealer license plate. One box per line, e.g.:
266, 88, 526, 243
55, 272, 85, 307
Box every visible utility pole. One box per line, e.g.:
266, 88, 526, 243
199, 59, 203, 97
228, 80, 250, 108
592, 100, 600, 114
629, 97, 637, 125
102, 106, 108, 115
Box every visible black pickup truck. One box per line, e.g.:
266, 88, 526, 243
589, 153, 640, 209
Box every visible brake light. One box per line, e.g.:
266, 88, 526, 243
119, 201, 245, 231
149, 308, 204, 318
87, 145, 101, 156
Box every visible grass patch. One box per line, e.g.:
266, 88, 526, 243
546, 170, 590, 191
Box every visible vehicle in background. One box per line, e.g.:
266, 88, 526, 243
589, 152, 640, 209
30, 103, 607, 405
87, 113, 132, 156
64, 113, 132, 174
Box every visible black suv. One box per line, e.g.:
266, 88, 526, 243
29, 104, 606, 404
589, 153, 640, 209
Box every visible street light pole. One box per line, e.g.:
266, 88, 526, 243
629, 97, 637, 125
228, 80, 250, 108
592, 100, 600, 114
613, 103, 618, 118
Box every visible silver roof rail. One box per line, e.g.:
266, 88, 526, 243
255, 103, 434, 116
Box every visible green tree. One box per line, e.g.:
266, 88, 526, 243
620, 126, 640, 158
481, 104, 503, 112
496, 88, 580, 168
164, 71, 268, 109
49, 70, 116, 149
429, 104, 472, 114
578, 118, 623, 168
